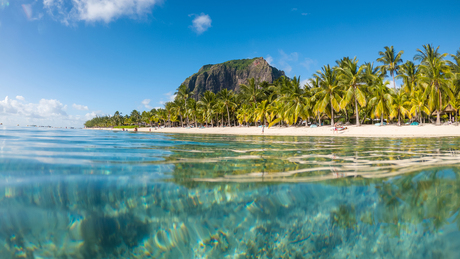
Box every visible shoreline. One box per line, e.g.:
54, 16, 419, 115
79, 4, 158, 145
88, 124, 460, 138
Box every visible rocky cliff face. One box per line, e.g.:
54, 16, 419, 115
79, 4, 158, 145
182, 57, 285, 98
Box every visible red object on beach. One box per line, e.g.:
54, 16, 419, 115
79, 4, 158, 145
134, 128, 138, 132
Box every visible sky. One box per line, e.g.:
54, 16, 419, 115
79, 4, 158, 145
1, 0, 460, 127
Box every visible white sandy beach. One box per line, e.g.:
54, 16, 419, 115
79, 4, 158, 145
91, 124, 460, 138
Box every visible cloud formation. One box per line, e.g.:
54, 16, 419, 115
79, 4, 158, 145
159, 92, 176, 105
265, 55, 273, 65
141, 99, 152, 109
278, 50, 298, 74
300, 58, 317, 71
388, 80, 400, 89
21, 3, 43, 21
0, 96, 67, 118
190, 13, 211, 34
43, 0, 162, 24
0, 96, 96, 127
72, 103, 89, 110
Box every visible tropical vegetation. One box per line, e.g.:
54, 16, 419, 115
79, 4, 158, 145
85, 45, 460, 128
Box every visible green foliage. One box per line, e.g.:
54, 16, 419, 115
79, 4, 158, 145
222, 58, 258, 70
85, 45, 460, 128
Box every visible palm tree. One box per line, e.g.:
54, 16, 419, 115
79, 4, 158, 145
217, 89, 236, 126
150, 111, 159, 128
237, 104, 251, 126
197, 91, 216, 127
377, 46, 404, 90
157, 109, 167, 127
130, 110, 141, 127
338, 57, 368, 126
313, 65, 341, 125
239, 78, 265, 105
416, 44, 452, 125
175, 84, 193, 126
397, 61, 419, 96
164, 102, 174, 127
368, 78, 392, 125
409, 90, 430, 125
449, 96, 460, 125
390, 90, 410, 126
172, 99, 185, 127
255, 100, 271, 131
276, 76, 310, 126
113, 111, 122, 126
186, 98, 198, 127
141, 110, 151, 127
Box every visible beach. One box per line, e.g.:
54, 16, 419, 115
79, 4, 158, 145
91, 124, 460, 137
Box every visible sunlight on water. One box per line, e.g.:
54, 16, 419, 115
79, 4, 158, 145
1, 127, 460, 258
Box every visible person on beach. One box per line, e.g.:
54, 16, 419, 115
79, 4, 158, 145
334, 123, 347, 133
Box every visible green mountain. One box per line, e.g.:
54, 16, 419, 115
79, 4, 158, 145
182, 57, 285, 98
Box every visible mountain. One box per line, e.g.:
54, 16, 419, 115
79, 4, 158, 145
182, 57, 285, 98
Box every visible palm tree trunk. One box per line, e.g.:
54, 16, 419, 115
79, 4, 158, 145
392, 72, 396, 91
419, 109, 422, 125
227, 105, 231, 127
380, 113, 383, 126
436, 87, 441, 125
398, 112, 401, 126
330, 99, 334, 126
186, 100, 190, 127
180, 115, 183, 127
194, 115, 197, 128
355, 93, 360, 126
456, 111, 458, 126
318, 113, 321, 127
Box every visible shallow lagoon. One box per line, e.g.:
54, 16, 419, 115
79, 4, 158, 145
1, 127, 460, 258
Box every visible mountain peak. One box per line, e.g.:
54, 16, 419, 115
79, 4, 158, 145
183, 57, 285, 98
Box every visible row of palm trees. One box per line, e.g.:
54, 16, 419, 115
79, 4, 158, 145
84, 44, 460, 129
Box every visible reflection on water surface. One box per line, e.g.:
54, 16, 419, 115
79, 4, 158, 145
1, 127, 460, 258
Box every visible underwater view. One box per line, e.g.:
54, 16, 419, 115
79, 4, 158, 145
1, 127, 460, 258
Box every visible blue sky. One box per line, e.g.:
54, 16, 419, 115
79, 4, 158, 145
1, 0, 460, 127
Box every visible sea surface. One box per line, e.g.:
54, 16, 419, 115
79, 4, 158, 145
1, 127, 460, 258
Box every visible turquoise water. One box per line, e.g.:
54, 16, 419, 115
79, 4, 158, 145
1, 127, 460, 258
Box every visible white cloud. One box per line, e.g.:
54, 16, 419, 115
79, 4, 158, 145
279, 50, 298, 62
158, 92, 176, 106
300, 79, 309, 88
266, 55, 273, 65
165, 92, 176, 102
141, 99, 152, 109
0, 96, 67, 118
85, 111, 101, 120
301, 13, 309, 16
72, 103, 89, 110
278, 50, 298, 75
0, 96, 93, 127
282, 64, 292, 74
300, 58, 317, 71
291, 8, 297, 11
44, 0, 163, 24
189, 13, 211, 34
388, 80, 400, 89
